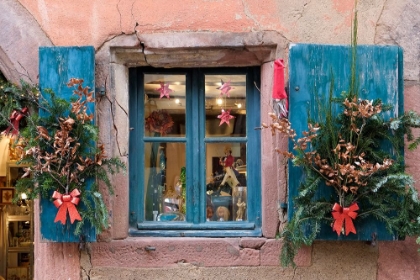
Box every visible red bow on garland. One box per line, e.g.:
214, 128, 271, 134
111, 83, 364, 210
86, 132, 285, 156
2, 107, 28, 136
332, 202, 359, 236
52, 189, 82, 224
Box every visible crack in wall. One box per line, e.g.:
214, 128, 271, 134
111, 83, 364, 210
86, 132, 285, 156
241, 0, 262, 31
80, 245, 93, 280
114, 97, 128, 117
103, 93, 124, 157
373, 0, 387, 44
117, 0, 123, 34
292, 0, 312, 22
131, 0, 136, 32
139, 41, 152, 67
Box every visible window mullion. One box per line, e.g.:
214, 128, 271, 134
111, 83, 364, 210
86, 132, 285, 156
185, 70, 200, 223
197, 69, 207, 223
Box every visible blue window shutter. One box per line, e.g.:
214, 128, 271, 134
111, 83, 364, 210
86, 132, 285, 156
39, 46, 96, 242
288, 44, 403, 241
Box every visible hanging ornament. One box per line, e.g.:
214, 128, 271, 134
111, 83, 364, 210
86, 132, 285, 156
145, 110, 174, 136
156, 82, 173, 99
217, 80, 233, 97
217, 109, 235, 126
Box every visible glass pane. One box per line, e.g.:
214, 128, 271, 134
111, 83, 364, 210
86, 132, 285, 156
144, 142, 186, 221
205, 143, 247, 221
144, 74, 186, 137
205, 74, 247, 137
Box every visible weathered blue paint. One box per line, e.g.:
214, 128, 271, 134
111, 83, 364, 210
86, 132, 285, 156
288, 44, 403, 241
39, 46, 96, 242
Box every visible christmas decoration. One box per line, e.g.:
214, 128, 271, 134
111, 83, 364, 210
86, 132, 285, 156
2, 107, 28, 135
331, 203, 359, 236
145, 110, 174, 135
263, 6, 420, 267
155, 82, 173, 99
217, 80, 233, 97
15, 78, 125, 236
0, 72, 38, 132
217, 109, 235, 126
272, 59, 288, 118
52, 189, 82, 224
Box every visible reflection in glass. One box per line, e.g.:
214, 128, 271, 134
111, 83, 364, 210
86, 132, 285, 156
144, 142, 186, 221
144, 74, 186, 137
205, 75, 247, 137
205, 143, 247, 221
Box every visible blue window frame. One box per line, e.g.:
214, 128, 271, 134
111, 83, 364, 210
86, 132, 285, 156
128, 67, 261, 237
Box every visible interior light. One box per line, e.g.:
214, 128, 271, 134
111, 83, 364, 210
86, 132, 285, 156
236, 103, 242, 108
216, 98, 223, 105
175, 98, 180, 104
21, 193, 27, 200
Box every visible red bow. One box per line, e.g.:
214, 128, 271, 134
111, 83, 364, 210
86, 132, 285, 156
52, 189, 82, 224
2, 107, 28, 136
332, 202, 359, 236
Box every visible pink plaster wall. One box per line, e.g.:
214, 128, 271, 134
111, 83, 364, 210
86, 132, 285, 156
33, 201, 80, 280
2, 0, 419, 279
377, 83, 420, 280
16, 0, 363, 49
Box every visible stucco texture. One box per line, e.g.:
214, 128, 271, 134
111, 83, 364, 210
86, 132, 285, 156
18, 0, 383, 48
1, 0, 419, 279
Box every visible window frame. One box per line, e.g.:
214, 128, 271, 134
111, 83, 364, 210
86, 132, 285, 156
128, 66, 261, 237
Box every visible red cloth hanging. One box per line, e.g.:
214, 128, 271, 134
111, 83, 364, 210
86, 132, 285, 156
272, 59, 288, 118
2, 107, 28, 135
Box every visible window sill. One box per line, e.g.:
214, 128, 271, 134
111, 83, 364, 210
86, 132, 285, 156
131, 222, 261, 237
129, 227, 262, 237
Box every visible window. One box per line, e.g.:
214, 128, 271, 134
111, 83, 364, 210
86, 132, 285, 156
129, 67, 261, 237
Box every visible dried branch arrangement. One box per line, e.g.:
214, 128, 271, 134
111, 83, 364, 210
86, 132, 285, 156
16, 78, 125, 236
266, 88, 420, 267
265, 6, 420, 267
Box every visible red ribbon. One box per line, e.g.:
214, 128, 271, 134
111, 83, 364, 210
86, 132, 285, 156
2, 107, 28, 136
272, 59, 288, 118
273, 59, 287, 100
52, 189, 82, 224
332, 202, 359, 236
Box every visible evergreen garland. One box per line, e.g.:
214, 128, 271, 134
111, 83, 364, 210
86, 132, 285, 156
264, 5, 420, 267
14, 78, 126, 236
0, 73, 39, 131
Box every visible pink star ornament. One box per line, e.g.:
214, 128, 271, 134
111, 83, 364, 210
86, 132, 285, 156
217, 80, 233, 97
217, 109, 235, 126
156, 82, 173, 99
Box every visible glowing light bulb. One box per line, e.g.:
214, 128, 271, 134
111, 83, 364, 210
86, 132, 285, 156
216, 98, 223, 105
237, 103, 242, 108
175, 98, 180, 104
